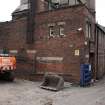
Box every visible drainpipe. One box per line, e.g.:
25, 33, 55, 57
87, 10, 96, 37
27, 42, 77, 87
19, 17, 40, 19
94, 25, 98, 80
27, 0, 37, 73
27, 0, 37, 44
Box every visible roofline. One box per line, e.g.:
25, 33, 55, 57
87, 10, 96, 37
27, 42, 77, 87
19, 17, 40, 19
96, 23, 105, 33
37, 4, 85, 15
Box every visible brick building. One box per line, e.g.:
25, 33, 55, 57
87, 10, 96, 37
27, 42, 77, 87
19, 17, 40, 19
95, 24, 105, 79
0, 0, 105, 82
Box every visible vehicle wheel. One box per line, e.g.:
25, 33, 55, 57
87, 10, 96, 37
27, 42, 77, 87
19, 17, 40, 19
8, 72, 15, 81
3, 72, 14, 81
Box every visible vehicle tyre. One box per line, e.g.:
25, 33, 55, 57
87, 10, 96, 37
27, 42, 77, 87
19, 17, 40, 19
3, 71, 14, 81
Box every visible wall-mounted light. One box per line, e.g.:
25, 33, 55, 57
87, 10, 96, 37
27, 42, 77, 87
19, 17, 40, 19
84, 41, 88, 45
77, 27, 83, 31
85, 54, 89, 58
69, 44, 73, 48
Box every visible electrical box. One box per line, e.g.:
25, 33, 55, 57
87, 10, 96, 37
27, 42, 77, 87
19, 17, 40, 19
80, 64, 92, 86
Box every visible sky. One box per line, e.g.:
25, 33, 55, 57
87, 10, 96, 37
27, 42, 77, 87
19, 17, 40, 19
0, 0, 104, 26
96, 0, 105, 26
0, 0, 20, 21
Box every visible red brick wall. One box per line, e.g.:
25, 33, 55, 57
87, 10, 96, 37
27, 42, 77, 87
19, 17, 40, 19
0, 5, 96, 82
7, 18, 27, 49
0, 18, 27, 50
33, 5, 88, 82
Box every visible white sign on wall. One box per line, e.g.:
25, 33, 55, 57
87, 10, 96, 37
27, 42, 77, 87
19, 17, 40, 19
9, 50, 18, 54
27, 50, 36, 54
36, 57, 63, 61
75, 50, 80, 56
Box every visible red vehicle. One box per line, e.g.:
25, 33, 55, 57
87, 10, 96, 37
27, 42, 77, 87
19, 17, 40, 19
0, 54, 16, 81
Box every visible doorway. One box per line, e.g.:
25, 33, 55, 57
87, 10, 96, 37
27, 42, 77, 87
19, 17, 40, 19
89, 53, 95, 78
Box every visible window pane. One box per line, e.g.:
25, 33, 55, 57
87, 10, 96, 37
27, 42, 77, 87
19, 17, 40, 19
86, 22, 91, 38
59, 0, 69, 4
49, 26, 55, 37
69, 0, 76, 5
86, 23, 88, 38
60, 26, 65, 36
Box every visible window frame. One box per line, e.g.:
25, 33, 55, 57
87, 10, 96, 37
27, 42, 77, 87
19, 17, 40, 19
86, 21, 92, 39
59, 25, 65, 36
49, 26, 55, 37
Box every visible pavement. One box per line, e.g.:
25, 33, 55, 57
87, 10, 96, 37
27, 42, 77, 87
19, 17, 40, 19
0, 78, 105, 105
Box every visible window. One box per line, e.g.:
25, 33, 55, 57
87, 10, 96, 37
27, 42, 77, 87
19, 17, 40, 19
58, 22, 65, 36
48, 22, 65, 38
86, 22, 91, 38
88, 23, 91, 38
59, 26, 65, 36
61, 0, 81, 6
59, 0, 69, 5
46, 0, 82, 10
48, 0, 60, 10
49, 26, 55, 37
68, 0, 76, 5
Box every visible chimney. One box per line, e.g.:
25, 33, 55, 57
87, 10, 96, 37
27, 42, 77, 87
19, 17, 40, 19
81, 0, 95, 14
26, 0, 37, 44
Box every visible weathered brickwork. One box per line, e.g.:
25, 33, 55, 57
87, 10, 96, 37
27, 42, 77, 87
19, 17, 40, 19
95, 25, 105, 79
33, 5, 96, 82
0, 18, 27, 50
0, 0, 105, 82
0, 5, 94, 82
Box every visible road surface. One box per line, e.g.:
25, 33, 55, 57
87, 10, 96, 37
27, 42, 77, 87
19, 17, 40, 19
0, 78, 105, 105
